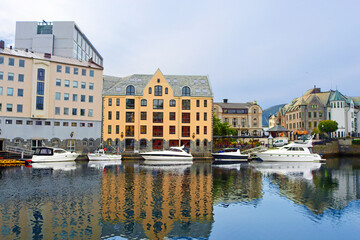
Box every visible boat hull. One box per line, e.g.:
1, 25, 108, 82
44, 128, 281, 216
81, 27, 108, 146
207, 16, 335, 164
31, 153, 79, 163
140, 154, 193, 165
212, 153, 248, 162
87, 154, 122, 161
255, 153, 323, 162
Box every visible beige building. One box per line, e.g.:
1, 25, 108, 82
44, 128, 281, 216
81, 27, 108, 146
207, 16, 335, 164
0, 41, 103, 152
213, 99, 263, 136
102, 69, 213, 153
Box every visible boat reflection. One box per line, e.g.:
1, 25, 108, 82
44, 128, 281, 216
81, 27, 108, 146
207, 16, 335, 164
88, 160, 122, 170
250, 162, 323, 180
31, 162, 76, 171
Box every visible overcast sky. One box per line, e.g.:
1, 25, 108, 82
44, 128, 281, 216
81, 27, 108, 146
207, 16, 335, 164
1, 0, 359, 108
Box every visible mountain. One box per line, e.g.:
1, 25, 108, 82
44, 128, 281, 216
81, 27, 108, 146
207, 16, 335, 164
262, 104, 286, 127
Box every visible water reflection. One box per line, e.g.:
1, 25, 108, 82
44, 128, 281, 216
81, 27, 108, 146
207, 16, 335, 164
0, 158, 359, 239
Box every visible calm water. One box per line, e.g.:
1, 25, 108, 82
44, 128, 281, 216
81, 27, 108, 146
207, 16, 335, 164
0, 158, 360, 240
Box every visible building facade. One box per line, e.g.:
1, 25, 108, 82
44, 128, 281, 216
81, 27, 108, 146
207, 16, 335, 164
0, 42, 103, 152
275, 88, 360, 139
15, 21, 103, 66
102, 69, 213, 153
213, 99, 263, 136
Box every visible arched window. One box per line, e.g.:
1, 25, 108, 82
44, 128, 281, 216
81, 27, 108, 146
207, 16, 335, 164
155, 86, 162, 96
149, 87, 152, 94
182, 86, 191, 96
126, 85, 135, 95
165, 87, 168, 94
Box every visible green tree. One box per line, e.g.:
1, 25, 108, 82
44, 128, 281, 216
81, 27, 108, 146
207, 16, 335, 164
213, 114, 237, 136
318, 120, 338, 137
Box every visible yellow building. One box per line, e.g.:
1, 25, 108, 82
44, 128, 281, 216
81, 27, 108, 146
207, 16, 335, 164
102, 69, 213, 153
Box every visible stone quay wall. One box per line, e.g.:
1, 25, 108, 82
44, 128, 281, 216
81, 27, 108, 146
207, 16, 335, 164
313, 139, 360, 158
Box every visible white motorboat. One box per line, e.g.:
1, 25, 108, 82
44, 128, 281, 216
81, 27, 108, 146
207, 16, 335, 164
255, 140, 324, 162
250, 162, 323, 180
140, 146, 193, 165
87, 149, 122, 161
31, 147, 79, 163
212, 148, 249, 163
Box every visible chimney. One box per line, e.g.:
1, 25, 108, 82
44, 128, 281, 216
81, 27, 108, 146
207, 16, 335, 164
25, 49, 28, 52
0, 40, 4, 49
44, 53, 51, 58
223, 99, 228, 103
9, 45, 12, 50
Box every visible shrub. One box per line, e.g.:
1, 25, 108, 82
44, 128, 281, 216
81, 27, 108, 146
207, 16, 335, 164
352, 139, 360, 145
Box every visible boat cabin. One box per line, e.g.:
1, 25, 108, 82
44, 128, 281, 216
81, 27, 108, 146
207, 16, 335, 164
33, 147, 67, 156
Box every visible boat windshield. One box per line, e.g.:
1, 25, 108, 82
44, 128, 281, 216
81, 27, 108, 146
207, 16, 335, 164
168, 148, 183, 152
34, 148, 53, 156
54, 149, 67, 154
224, 149, 238, 152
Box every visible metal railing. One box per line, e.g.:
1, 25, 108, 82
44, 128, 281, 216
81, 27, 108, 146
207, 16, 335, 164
4, 146, 33, 155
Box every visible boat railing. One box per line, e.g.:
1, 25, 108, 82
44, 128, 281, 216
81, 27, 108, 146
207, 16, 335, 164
4, 146, 34, 156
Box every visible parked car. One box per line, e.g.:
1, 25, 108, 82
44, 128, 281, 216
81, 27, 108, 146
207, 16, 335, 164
273, 139, 288, 147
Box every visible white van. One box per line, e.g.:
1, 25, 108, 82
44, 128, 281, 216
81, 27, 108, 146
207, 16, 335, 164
273, 139, 288, 147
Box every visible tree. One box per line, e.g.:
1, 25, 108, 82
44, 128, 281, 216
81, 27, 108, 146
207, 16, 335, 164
318, 120, 338, 137
213, 114, 237, 136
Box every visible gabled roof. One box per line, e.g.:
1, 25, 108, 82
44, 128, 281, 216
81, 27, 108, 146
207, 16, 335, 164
103, 71, 213, 97
268, 125, 289, 132
214, 102, 255, 109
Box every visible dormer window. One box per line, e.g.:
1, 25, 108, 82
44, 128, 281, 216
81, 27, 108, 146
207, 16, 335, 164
126, 85, 135, 95
182, 86, 191, 96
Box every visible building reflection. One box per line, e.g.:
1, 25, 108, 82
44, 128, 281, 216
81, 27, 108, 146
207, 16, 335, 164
0, 165, 102, 239
252, 158, 360, 215
100, 163, 214, 239
212, 164, 263, 206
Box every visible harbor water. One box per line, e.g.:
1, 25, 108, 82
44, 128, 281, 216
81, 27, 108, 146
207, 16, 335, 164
0, 157, 359, 239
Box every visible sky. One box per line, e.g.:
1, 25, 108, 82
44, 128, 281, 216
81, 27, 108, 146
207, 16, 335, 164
1, 0, 360, 109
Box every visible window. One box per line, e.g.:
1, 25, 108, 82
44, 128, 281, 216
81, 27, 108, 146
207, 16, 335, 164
0, 87, 2, 95
0, 56, 3, 64
17, 104, 23, 113
108, 111, 112, 120
153, 99, 163, 109
308, 112, 311, 118
153, 126, 163, 137
309, 122, 312, 128
170, 112, 176, 120
196, 112, 200, 121
89, 83, 94, 90
64, 108, 69, 115
36, 121, 42, 126
155, 86, 162, 96
64, 93, 69, 100
126, 99, 135, 109
126, 112, 135, 122
17, 89, 23, 97
16, 120, 23, 125
126, 85, 135, 95
204, 100, 208, 107
88, 109, 93, 117
141, 99, 147, 106
149, 87, 152, 94
116, 98, 120, 106
56, 79, 61, 86
182, 126, 190, 137
196, 126, 200, 134
65, 66, 70, 74
81, 95, 86, 102
37, 82, 44, 95
73, 94, 78, 101
116, 125, 120, 134
57, 65, 62, 72
8, 73, 14, 81
108, 125, 112, 134
55, 92, 61, 100
182, 86, 191, 96
165, 87, 168, 94
114, 111, 119, 120
182, 113, 190, 123
89, 96, 93, 103
204, 126, 208, 135
170, 99, 176, 107
141, 125, 147, 134
182, 100, 190, 110
9, 58, 14, 66
72, 108, 77, 115
204, 112, 207, 121
140, 139, 147, 149
0, 71, 3, 80
65, 80, 70, 87
89, 70, 94, 77
7, 87, 13, 96
18, 74, 24, 82
54, 122, 60, 126
55, 107, 60, 115
153, 112, 163, 123
169, 126, 176, 134
196, 100, 200, 107
74, 68, 78, 75
73, 81, 78, 88
6, 103, 12, 112
82, 69, 86, 76
108, 98, 112, 106
126, 126, 134, 137
141, 112, 147, 120
314, 112, 317, 118
5, 119, 12, 124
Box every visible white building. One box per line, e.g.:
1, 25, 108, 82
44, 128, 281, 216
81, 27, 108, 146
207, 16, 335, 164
15, 21, 103, 66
